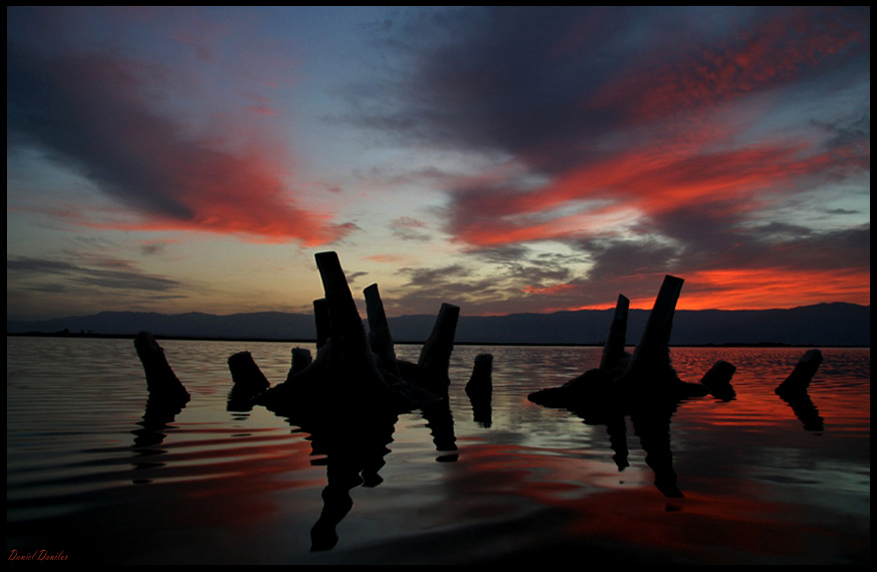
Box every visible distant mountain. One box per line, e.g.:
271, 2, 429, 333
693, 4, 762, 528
6, 303, 870, 347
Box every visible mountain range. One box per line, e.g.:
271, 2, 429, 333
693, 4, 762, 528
6, 303, 869, 346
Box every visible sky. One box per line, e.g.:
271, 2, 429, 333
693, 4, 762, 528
7, 6, 871, 321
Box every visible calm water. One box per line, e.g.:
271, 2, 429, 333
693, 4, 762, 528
6, 337, 870, 564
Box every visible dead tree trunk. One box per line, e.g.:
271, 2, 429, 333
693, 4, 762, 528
314, 251, 381, 390
134, 331, 190, 400
699, 360, 737, 400
228, 351, 271, 393
313, 298, 331, 350
622, 275, 684, 386
285, 347, 313, 383
416, 303, 460, 393
600, 294, 630, 372
364, 283, 402, 379
776, 349, 823, 395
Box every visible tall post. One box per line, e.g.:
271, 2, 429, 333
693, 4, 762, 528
600, 294, 630, 371
624, 275, 684, 384
314, 251, 380, 388
417, 303, 460, 393
776, 349, 823, 395
313, 298, 331, 349
364, 284, 401, 379
134, 331, 190, 400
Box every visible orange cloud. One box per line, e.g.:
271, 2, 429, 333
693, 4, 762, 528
678, 267, 871, 310
522, 283, 577, 295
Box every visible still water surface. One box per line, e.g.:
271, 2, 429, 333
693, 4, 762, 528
7, 337, 870, 564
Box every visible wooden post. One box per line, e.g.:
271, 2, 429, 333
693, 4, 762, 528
314, 251, 380, 388
134, 331, 189, 400
417, 303, 460, 392
285, 347, 313, 383
228, 351, 271, 393
600, 294, 630, 371
313, 298, 331, 349
624, 275, 683, 383
776, 349, 823, 395
364, 284, 402, 379
465, 353, 493, 427
465, 353, 493, 397
699, 360, 736, 400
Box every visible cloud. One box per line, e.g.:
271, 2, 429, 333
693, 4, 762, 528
389, 216, 431, 241
346, 270, 368, 284
6, 40, 349, 245
140, 240, 175, 256
345, 7, 870, 310
8, 256, 182, 292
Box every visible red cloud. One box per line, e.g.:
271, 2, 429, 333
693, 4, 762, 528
678, 267, 871, 310
591, 8, 867, 122
8, 41, 346, 246
448, 134, 840, 248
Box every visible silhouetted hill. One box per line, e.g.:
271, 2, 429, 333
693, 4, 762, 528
6, 303, 869, 346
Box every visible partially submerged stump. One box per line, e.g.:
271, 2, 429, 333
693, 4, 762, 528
529, 274, 712, 407
619, 275, 684, 389
700, 360, 737, 401
227, 350, 271, 411
238, 251, 473, 416
132, 331, 190, 447
314, 251, 381, 389
219, 251, 476, 547
465, 353, 494, 428
416, 303, 460, 394
313, 299, 331, 350
285, 347, 313, 383
600, 294, 630, 373
465, 353, 494, 397
776, 349, 825, 431
527, 275, 736, 498
228, 351, 271, 393
776, 349, 823, 396
134, 331, 190, 401
364, 283, 402, 380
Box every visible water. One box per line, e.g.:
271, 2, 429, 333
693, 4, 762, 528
6, 337, 870, 564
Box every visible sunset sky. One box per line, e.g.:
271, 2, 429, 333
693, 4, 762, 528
7, 7, 870, 321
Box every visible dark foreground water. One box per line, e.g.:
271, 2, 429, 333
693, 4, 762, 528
7, 337, 870, 564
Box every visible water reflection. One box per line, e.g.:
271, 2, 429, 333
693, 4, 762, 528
130, 391, 188, 467
777, 390, 824, 431
6, 338, 870, 564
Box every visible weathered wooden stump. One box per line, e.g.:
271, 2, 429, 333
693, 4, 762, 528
776, 349, 823, 396
600, 294, 630, 372
134, 331, 189, 401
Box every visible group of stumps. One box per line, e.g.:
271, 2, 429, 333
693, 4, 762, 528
134, 251, 825, 427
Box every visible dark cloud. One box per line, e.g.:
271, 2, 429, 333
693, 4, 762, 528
389, 216, 431, 241
753, 223, 870, 272
351, 7, 868, 166
346, 271, 368, 284
347, 7, 635, 164
140, 241, 171, 256
8, 256, 182, 292
6, 40, 348, 245
343, 7, 870, 309
385, 254, 590, 315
